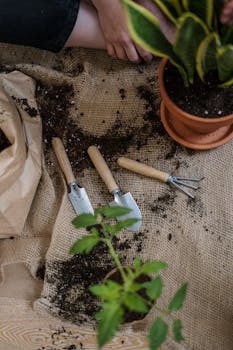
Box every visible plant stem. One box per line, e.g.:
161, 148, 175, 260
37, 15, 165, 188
105, 239, 127, 283
154, 305, 175, 320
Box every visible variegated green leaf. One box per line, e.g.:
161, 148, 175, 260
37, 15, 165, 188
174, 13, 209, 83
196, 33, 219, 81
123, 0, 188, 85
217, 45, 233, 86
213, 0, 226, 19
181, 0, 214, 27
152, 0, 180, 24
221, 25, 233, 45
123, 0, 174, 55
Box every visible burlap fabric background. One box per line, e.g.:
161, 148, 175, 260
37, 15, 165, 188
0, 43, 233, 350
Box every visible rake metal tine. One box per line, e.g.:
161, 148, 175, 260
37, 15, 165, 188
174, 176, 205, 182
169, 179, 195, 199
172, 179, 199, 190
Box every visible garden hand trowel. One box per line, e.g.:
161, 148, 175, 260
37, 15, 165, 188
52, 137, 94, 215
87, 146, 142, 231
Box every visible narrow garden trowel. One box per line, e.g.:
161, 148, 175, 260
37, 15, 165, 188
87, 146, 142, 231
52, 137, 94, 215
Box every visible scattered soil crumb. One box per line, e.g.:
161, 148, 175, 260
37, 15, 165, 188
187, 195, 205, 218
151, 191, 176, 214
133, 231, 146, 252
36, 264, 46, 280
165, 141, 178, 159
136, 85, 166, 137
0, 129, 11, 151
37, 325, 83, 350
119, 88, 126, 99
12, 96, 38, 117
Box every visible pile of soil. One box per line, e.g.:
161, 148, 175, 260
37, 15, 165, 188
0, 130, 11, 152
164, 63, 233, 118
46, 242, 115, 324
36, 79, 165, 175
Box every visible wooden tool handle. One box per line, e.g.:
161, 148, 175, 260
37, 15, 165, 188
88, 146, 118, 193
52, 137, 76, 184
117, 157, 169, 183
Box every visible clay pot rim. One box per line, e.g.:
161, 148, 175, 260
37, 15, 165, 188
159, 58, 233, 123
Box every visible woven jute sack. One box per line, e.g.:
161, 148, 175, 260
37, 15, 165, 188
0, 71, 42, 237
0, 43, 232, 350
30, 49, 233, 350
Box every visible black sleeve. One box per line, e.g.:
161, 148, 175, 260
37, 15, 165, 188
0, 0, 80, 52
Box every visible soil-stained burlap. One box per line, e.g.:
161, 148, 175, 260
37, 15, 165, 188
0, 43, 233, 350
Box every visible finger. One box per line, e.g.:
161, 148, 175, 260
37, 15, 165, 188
106, 43, 117, 58
123, 41, 141, 63
135, 44, 153, 63
221, 2, 233, 23
114, 45, 128, 61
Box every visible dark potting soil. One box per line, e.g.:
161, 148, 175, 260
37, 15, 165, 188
36, 80, 166, 175
36, 325, 84, 350
164, 63, 233, 118
45, 242, 116, 324
151, 191, 177, 217
107, 268, 151, 323
0, 129, 11, 151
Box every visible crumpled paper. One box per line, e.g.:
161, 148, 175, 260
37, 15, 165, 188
0, 71, 42, 238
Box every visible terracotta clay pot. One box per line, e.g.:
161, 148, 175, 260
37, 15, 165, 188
158, 58, 233, 150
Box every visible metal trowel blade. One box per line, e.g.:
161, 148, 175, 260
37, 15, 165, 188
68, 182, 94, 215
110, 192, 142, 231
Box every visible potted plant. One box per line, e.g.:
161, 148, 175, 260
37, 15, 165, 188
70, 206, 187, 350
123, 0, 233, 150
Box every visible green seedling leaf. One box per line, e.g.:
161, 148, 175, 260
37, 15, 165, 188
90, 281, 122, 301
173, 319, 185, 343
103, 219, 139, 236
140, 261, 168, 274
128, 282, 144, 293
125, 266, 136, 279
168, 283, 188, 312
149, 317, 168, 350
112, 218, 140, 231
133, 256, 142, 268
96, 301, 123, 349
69, 235, 100, 255
72, 213, 97, 228
124, 293, 149, 313
90, 227, 100, 237
143, 276, 163, 300
95, 206, 131, 219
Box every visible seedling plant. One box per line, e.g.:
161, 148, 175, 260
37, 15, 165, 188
70, 206, 187, 350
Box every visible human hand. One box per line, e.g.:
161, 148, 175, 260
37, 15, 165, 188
91, 0, 153, 63
220, 0, 233, 24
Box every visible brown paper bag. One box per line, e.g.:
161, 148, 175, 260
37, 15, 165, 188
0, 71, 42, 238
